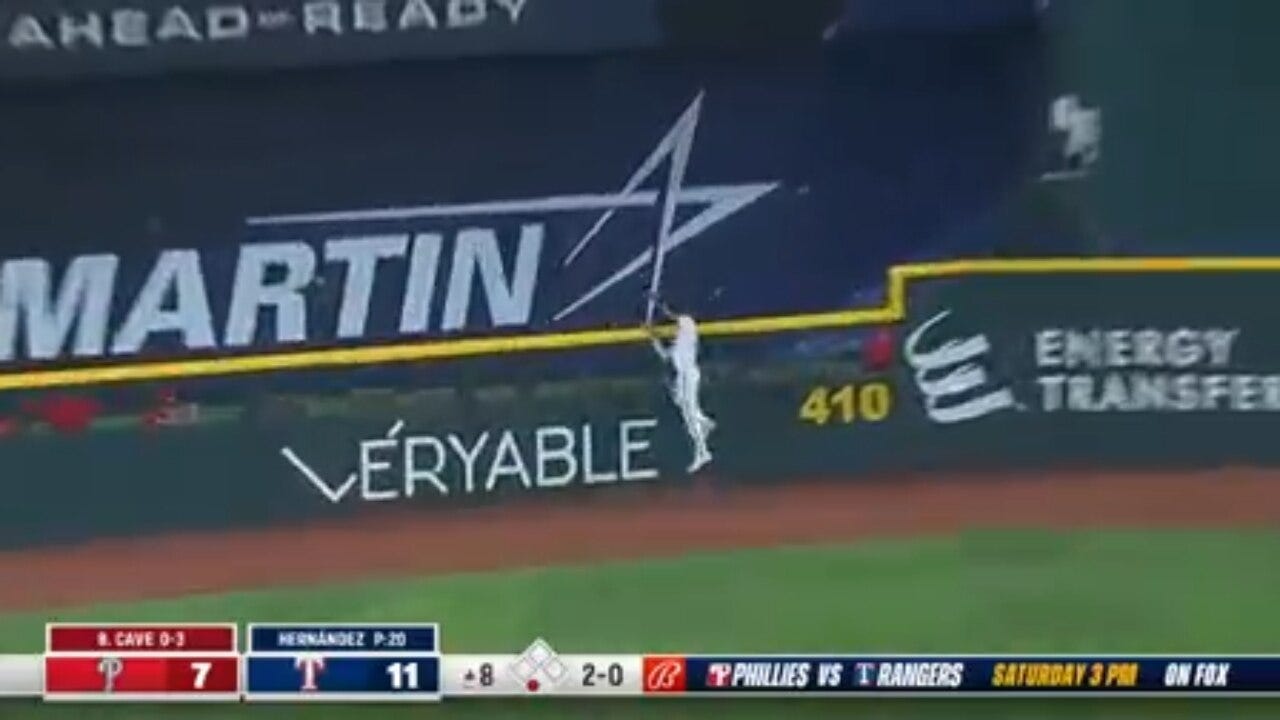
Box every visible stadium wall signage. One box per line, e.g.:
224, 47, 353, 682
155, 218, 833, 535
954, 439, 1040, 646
0, 0, 602, 79
0, 39, 1051, 388
883, 265, 1280, 472
5, 260, 1280, 550
0, 0, 1045, 81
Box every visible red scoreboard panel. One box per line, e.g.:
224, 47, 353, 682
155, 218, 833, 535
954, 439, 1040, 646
43, 623, 239, 702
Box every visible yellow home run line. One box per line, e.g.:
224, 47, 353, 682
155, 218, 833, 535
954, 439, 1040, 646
3, 256, 1279, 391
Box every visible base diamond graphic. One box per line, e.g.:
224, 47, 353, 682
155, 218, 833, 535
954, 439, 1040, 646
509, 638, 568, 691
527, 639, 554, 665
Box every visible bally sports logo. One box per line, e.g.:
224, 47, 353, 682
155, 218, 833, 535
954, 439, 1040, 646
642, 657, 686, 693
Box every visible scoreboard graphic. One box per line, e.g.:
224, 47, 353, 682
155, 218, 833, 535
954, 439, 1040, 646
4, 622, 1280, 702
43, 623, 239, 702
243, 623, 441, 702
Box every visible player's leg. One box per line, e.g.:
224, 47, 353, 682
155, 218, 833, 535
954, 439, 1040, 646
675, 378, 699, 442
677, 377, 712, 472
685, 425, 712, 473
682, 369, 715, 434
669, 374, 685, 408
696, 402, 715, 435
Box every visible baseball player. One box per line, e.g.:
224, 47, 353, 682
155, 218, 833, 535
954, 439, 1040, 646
646, 297, 716, 473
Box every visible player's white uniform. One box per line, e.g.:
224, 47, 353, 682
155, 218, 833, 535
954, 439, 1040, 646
660, 315, 715, 473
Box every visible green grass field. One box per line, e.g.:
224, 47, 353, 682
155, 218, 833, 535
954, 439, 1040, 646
5, 529, 1280, 719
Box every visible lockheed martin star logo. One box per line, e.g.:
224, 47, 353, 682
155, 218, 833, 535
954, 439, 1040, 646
245, 92, 779, 322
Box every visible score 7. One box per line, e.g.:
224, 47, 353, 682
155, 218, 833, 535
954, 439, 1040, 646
165, 657, 237, 693
192, 662, 211, 689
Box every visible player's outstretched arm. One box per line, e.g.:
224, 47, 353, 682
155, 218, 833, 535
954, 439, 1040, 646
651, 339, 669, 361
643, 321, 670, 361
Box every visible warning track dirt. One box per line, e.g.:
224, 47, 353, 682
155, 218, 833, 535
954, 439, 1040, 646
3, 469, 1278, 612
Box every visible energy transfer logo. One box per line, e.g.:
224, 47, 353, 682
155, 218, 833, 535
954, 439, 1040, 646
903, 309, 1019, 424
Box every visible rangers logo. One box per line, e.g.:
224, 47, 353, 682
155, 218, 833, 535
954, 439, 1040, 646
294, 654, 326, 691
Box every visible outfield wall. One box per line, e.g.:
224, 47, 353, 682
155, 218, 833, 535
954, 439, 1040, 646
12, 1, 1280, 551
0, 22, 1058, 398
4, 260, 1279, 549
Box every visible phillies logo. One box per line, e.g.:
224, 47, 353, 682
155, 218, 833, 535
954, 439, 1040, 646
294, 654, 327, 691
706, 662, 733, 688
97, 657, 123, 692
642, 657, 686, 693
